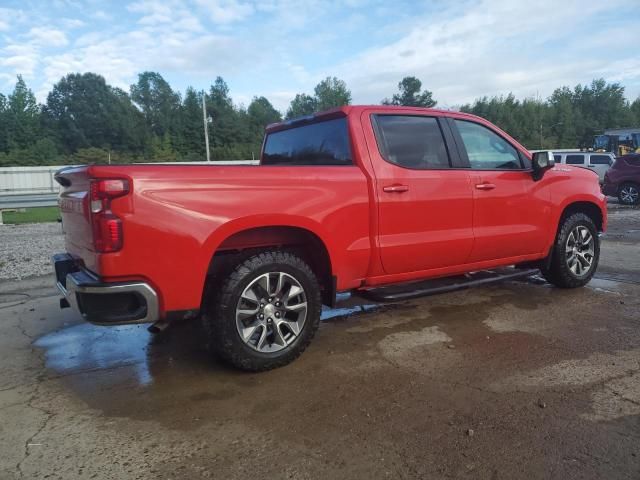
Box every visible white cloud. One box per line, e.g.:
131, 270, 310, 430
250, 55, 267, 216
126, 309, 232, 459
0, 7, 27, 32
194, 0, 254, 24
1, 0, 639, 110
28, 27, 69, 47
0, 44, 40, 79
330, 0, 639, 106
60, 18, 86, 29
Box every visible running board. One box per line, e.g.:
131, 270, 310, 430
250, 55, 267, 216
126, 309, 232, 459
356, 267, 540, 302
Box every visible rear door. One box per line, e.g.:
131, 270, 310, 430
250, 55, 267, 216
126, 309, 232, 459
588, 154, 613, 183
449, 118, 550, 262
362, 111, 474, 275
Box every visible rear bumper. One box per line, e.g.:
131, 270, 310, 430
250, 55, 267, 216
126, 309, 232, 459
53, 253, 159, 325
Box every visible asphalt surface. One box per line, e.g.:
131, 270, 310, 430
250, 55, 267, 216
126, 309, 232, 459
0, 203, 639, 479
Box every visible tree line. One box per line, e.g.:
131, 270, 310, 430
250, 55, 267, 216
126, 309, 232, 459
0, 72, 639, 166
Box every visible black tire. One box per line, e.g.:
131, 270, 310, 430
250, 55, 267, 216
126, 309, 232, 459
618, 182, 640, 205
202, 251, 321, 371
541, 212, 600, 288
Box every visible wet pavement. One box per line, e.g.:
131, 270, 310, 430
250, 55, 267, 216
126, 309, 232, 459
1, 203, 639, 479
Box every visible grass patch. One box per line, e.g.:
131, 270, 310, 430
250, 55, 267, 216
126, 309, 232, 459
2, 206, 60, 224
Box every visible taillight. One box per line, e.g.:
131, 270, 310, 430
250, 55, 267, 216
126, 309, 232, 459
89, 178, 129, 253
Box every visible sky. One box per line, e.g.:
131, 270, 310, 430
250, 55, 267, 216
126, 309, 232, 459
0, 0, 639, 113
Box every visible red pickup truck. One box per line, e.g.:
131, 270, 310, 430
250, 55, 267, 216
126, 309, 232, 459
53, 106, 606, 371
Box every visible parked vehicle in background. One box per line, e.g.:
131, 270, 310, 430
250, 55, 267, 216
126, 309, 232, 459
552, 151, 615, 183
593, 127, 640, 156
602, 153, 640, 205
52, 106, 607, 371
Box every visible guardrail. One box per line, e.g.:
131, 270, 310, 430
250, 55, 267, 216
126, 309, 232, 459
0, 193, 59, 209
0, 161, 259, 197
0, 161, 261, 224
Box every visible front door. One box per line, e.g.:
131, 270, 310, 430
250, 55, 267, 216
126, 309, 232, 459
450, 118, 551, 262
363, 112, 474, 275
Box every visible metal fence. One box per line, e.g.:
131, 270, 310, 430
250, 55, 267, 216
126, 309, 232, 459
0, 161, 260, 211
0, 166, 68, 196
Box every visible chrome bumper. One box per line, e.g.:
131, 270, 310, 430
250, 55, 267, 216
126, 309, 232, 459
53, 253, 159, 325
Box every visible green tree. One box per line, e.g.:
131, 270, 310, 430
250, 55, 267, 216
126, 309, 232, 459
285, 77, 351, 119
314, 76, 351, 111
178, 87, 206, 160
247, 96, 282, 145
130, 71, 181, 138
631, 97, 640, 125
285, 93, 317, 119
382, 76, 437, 107
43, 73, 147, 154
205, 76, 251, 150
0, 93, 7, 153
6, 75, 41, 150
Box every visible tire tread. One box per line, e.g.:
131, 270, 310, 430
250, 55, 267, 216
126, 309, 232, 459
203, 251, 321, 371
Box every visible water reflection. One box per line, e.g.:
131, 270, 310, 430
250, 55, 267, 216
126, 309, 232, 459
35, 293, 382, 388
35, 323, 155, 386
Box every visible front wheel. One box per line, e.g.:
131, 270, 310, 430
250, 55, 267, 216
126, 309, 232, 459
203, 251, 322, 371
618, 182, 640, 205
541, 212, 600, 288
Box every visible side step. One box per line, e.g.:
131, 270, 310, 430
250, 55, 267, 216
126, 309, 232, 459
356, 267, 540, 302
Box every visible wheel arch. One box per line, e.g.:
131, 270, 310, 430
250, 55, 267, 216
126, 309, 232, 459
559, 201, 604, 232
203, 221, 336, 307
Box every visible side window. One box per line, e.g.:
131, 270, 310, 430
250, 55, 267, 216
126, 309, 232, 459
554, 155, 562, 163
565, 155, 585, 165
590, 155, 612, 165
454, 120, 522, 170
373, 115, 451, 169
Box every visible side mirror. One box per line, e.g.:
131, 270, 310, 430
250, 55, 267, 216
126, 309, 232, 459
531, 151, 555, 181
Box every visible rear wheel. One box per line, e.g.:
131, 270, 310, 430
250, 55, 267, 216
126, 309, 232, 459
541, 212, 599, 288
203, 251, 321, 371
618, 182, 640, 205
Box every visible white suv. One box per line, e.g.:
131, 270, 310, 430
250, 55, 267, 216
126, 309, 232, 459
552, 152, 615, 184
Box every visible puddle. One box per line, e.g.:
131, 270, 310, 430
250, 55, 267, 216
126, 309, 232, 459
35, 294, 383, 389
321, 303, 379, 321
587, 278, 624, 294
35, 323, 156, 386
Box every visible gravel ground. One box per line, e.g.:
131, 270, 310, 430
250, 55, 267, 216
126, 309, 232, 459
0, 223, 64, 280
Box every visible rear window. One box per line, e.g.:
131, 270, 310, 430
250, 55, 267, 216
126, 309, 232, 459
566, 155, 585, 165
373, 115, 450, 169
590, 155, 612, 165
262, 117, 352, 166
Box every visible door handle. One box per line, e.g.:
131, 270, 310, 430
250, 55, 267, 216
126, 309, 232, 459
383, 184, 409, 193
475, 183, 496, 190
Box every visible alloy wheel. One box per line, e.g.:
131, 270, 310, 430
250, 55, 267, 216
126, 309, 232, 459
565, 225, 595, 277
620, 185, 639, 204
235, 272, 307, 353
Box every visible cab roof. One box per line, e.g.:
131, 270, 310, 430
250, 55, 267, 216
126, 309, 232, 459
265, 105, 485, 133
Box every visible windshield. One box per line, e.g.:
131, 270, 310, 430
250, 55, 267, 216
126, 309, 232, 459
593, 135, 609, 150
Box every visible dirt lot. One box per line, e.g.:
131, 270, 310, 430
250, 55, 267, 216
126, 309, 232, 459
1, 203, 639, 480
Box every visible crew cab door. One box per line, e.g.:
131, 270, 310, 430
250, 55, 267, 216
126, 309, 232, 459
362, 111, 474, 275
449, 118, 550, 262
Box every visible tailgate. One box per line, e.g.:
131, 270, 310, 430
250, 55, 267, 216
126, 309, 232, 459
55, 166, 98, 272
